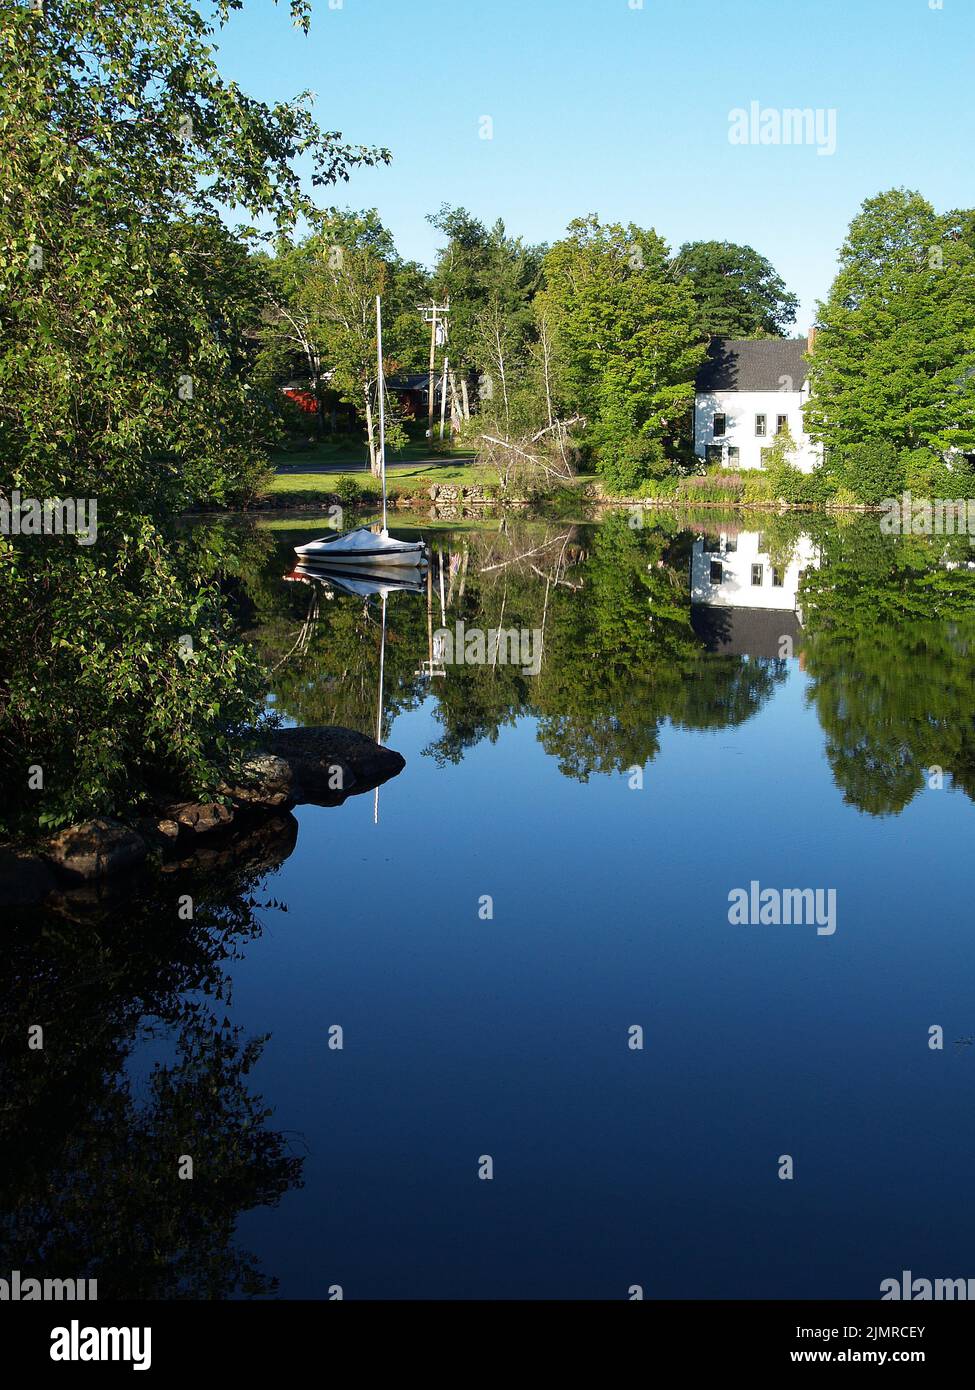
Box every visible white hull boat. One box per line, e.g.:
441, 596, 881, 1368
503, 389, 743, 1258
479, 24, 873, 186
293, 527, 426, 566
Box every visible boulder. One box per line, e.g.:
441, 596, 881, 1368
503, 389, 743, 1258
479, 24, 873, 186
219, 753, 295, 809
259, 726, 405, 807
43, 819, 148, 883
162, 801, 234, 836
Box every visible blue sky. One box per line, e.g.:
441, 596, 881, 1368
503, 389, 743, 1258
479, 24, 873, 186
214, 0, 974, 330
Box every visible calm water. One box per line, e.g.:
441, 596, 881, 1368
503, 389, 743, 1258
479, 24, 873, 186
5, 511, 975, 1299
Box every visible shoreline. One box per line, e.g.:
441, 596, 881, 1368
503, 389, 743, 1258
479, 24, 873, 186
218, 491, 886, 518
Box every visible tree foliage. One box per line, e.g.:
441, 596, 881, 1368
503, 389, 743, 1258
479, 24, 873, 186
806, 189, 975, 462
675, 240, 798, 337
536, 217, 706, 489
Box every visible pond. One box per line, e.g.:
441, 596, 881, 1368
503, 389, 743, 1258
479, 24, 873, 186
4, 510, 975, 1300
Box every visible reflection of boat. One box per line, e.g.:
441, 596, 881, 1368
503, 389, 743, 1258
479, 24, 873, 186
294, 295, 428, 569
282, 555, 419, 825
285, 561, 426, 597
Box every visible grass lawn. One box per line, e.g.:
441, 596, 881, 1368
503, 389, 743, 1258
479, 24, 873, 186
269, 432, 473, 471
266, 461, 498, 504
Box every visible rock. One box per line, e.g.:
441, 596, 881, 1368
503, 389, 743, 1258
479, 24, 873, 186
0, 847, 58, 906
43, 819, 148, 883
162, 801, 235, 836
219, 754, 295, 809
259, 725, 405, 807
160, 811, 299, 879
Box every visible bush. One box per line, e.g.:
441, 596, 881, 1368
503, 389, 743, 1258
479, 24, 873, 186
831, 441, 905, 505
902, 447, 975, 499
334, 476, 363, 509
678, 472, 745, 503
598, 434, 672, 493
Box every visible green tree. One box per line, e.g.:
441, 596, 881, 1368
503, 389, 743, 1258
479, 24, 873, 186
674, 240, 798, 337
806, 189, 975, 463
0, 0, 386, 837
536, 216, 705, 490
1, 0, 386, 511
258, 212, 424, 469
428, 205, 544, 416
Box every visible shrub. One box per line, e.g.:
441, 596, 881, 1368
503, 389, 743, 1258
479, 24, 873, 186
598, 434, 672, 493
334, 476, 363, 509
902, 447, 975, 499
831, 441, 905, 505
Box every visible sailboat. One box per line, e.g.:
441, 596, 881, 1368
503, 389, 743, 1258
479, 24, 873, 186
294, 296, 428, 568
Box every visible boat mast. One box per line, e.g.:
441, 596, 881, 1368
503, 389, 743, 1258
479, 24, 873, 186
374, 588, 387, 825
376, 294, 388, 536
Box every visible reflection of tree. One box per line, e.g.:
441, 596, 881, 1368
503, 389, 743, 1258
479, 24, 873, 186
800, 523, 975, 815
244, 543, 428, 735
533, 516, 785, 777
0, 826, 303, 1299
250, 515, 787, 783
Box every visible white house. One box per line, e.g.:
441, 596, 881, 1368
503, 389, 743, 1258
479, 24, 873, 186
689, 529, 822, 658
693, 336, 822, 473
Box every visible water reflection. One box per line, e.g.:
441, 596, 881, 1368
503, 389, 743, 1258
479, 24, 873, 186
255, 512, 975, 812
0, 817, 303, 1298
6, 510, 975, 1298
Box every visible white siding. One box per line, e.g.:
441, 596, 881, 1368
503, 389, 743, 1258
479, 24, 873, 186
694, 385, 821, 473
690, 532, 821, 610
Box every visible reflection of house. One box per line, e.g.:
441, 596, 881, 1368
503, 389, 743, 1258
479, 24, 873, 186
693, 336, 822, 473
690, 530, 821, 659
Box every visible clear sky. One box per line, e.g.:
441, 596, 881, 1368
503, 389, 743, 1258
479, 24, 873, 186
214, 0, 974, 331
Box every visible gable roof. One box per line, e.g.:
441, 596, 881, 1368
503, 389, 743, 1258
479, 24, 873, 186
691, 605, 802, 659
696, 337, 809, 394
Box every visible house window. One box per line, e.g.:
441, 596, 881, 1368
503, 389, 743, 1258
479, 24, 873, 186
703, 535, 721, 553
710, 561, 723, 584
755, 414, 767, 437
706, 445, 723, 466
776, 414, 788, 435
728, 447, 740, 464
713, 414, 726, 438
751, 564, 764, 586
724, 535, 737, 553
772, 567, 784, 587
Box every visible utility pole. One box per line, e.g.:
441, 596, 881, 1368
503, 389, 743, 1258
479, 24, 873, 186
419, 299, 450, 439
439, 355, 449, 440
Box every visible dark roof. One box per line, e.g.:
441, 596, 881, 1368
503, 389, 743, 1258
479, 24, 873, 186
695, 337, 809, 393
387, 373, 430, 392
691, 605, 802, 660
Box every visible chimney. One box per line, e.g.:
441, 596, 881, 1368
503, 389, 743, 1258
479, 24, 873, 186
807, 326, 819, 353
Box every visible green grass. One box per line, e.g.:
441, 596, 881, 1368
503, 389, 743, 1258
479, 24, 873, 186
266, 462, 494, 503
269, 431, 473, 470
